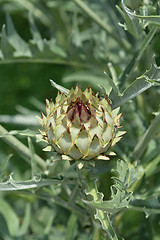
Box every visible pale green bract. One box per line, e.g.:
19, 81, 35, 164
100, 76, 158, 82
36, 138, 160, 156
37, 86, 125, 168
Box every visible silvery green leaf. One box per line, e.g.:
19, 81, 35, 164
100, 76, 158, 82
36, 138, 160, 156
49, 38, 67, 58
0, 129, 38, 138
0, 175, 63, 191
112, 61, 159, 109
50, 79, 69, 95
84, 160, 138, 213
28, 12, 43, 52
6, 15, 32, 57
121, 0, 142, 37
1, 24, 13, 59
62, 70, 112, 93
137, 60, 160, 86
0, 115, 39, 126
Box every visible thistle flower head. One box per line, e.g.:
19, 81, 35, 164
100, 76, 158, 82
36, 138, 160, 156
38, 86, 125, 168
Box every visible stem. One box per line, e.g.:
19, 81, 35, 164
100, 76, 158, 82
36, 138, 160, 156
131, 112, 160, 160
130, 154, 160, 193
0, 124, 46, 170
73, 0, 131, 52
0, 58, 102, 70
78, 166, 118, 240
119, 26, 157, 88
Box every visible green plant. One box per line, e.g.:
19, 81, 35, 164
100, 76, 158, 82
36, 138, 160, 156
0, 0, 160, 239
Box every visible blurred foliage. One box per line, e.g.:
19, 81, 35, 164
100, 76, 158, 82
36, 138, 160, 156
0, 0, 160, 239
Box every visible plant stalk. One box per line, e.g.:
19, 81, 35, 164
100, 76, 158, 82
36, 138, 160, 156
119, 26, 157, 88
78, 166, 118, 240
0, 58, 100, 69
131, 112, 160, 160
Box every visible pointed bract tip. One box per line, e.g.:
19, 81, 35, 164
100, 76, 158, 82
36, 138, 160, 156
80, 124, 86, 131
87, 85, 91, 91
105, 94, 111, 105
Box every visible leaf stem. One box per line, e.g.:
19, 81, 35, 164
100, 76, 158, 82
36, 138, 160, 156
131, 112, 160, 160
0, 124, 46, 170
78, 167, 118, 240
73, 0, 131, 52
0, 58, 102, 70
119, 26, 157, 89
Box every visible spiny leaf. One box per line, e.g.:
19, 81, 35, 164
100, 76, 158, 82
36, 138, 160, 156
0, 175, 64, 191
112, 59, 159, 109
118, 26, 157, 90
84, 160, 138, 213
137, 60, 160, 86
85, 192, 132, 213
121, 0, 160, 31
121, 0, 142, 37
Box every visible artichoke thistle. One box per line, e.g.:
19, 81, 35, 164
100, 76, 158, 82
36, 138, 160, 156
38, 85, 125, 167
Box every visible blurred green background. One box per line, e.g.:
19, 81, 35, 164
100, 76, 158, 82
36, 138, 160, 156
0, 0, 160, 239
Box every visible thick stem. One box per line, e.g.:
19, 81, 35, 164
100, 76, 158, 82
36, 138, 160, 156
78, 166, 118, 240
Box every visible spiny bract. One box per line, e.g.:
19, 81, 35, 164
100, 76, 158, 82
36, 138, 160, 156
38, 86, 125, 167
